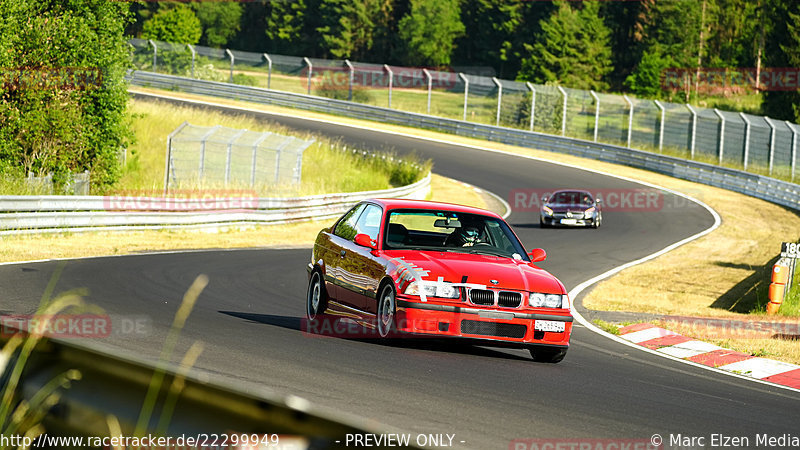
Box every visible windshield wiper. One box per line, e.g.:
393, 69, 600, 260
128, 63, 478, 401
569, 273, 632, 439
466, 248, 508, 258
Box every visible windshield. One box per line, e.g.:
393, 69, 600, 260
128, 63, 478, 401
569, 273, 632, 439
383, 209, 529, 261
549, 191, 593, 205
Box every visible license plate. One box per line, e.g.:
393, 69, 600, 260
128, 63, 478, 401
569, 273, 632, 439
535, 320, 565, 332
560, 218, 577, 225
479, 310, 515, 320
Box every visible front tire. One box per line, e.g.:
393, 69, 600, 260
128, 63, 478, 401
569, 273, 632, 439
529, 346, 567, 363
377, 283, 396, 338
306, 271, 328, 320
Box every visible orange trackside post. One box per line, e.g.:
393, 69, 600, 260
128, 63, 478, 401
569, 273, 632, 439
767, 262, 790, 315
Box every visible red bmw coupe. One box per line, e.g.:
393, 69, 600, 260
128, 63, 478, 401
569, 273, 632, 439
306, 199, 573, 363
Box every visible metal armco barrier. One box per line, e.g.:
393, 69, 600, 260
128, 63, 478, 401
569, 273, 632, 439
5, 331, 420, 449
0, 173, 430, 234
126, 71, 800, 212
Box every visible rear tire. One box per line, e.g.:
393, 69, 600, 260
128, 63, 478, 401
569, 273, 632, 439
529, 346, 567, 363
306, 271, 328, 321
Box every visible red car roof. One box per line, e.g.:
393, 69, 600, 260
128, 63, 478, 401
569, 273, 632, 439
369, 198, 502, 219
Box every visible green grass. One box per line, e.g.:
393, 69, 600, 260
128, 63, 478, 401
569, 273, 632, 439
123, 99, 430, 196
592, 319, 621, 335
778, 264, 800, 317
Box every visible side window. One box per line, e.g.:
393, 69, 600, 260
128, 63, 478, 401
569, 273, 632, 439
334, 204, 366, 241
355, 204, 382, 241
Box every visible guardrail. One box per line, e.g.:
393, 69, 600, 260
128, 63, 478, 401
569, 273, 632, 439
4, 329, 419, 448
0, 173, 430, 234
127, 71, 800, 212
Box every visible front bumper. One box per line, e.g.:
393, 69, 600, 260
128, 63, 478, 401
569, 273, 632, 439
541, 213, 596, 227
395, 297, 572, 348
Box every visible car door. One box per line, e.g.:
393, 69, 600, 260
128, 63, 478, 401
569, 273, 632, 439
325, 203, 366, 303
335, 203, 385, 314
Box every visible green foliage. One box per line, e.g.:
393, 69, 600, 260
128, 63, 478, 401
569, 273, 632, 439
142, 4, 202, 45
0, 0, 132, 192
314, 83, 373, 104
517, 1, 613, 91
454, 0, 528, 78
762, 0, 800, 122
625, 51, 673, 98
398, 0, 465, 67
191, 2, 243, 48
232, 73, 259, 87
317, 0, 382, 59
265, 0, 318, 55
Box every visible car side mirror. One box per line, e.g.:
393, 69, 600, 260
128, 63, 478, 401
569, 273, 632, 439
528, 248, 547, 262
596, 199, 602, 204
541, 195, 548, 202
354, 233, 377, 250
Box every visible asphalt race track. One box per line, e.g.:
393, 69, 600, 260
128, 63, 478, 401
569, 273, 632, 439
4, 99, 799, 449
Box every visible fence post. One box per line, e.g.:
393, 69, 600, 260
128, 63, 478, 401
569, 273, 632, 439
422, 69, 432, 114
623, 95, 634, 148
713, 109, 725, 165
187, 44, 195, 78
686, 104, 698, 159
459, 73, 469, 121
740, 113, 751, 171
492, 77, 502, 126
225, 49, 235, 84
198, 125, 220, 181
251, 132, 271, 187
525, 82, 536, 132
384, 64, 393, 108
655, 100, 665, 152
787, 121, 797, 181
303, 57, 312, 95
558, 86, 567, 137
148, 39, 157, 72
274, 139, 293, 184
765, 117, 777, 176
344, 59, 354, 102
590, 91, 600, 142
262, 53, 272, 89
165, 121, 190, 194
225, 129, 248, 186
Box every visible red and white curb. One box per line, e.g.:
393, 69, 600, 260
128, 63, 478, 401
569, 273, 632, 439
618, 323, 800, 389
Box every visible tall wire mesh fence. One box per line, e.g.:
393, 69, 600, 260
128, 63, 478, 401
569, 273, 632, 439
166, 122, 314, 191
132, 39, 800, 182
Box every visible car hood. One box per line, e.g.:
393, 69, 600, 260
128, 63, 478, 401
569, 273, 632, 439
382, 250, 564, 294
545, 203, 592, 213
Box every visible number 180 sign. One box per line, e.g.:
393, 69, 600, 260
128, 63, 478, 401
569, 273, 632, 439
782, 242, 799, 258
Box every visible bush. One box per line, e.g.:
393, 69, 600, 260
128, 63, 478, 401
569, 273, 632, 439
232, 73, 259, 87
314, 82, 373, 104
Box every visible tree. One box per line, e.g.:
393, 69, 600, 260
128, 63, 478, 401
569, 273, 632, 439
625, 50, 673, 98
265, 0, 321, 55
398, 0, 465, 67
0, 0, 132, 191
517, 1, 613, 91
317, 0, 383, 59
192, 2, 243, 48
454, 0, 526, 78
761, 0, 800, 122
142, 3, 202, 45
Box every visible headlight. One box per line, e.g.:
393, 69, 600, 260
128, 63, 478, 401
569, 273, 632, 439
543, 206, 553, 215
529, 292, 569, 309
405, 281, 459, 299
584, 206, 596, 215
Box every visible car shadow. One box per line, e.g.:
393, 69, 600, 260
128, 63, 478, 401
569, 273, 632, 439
219, 310, 532, 362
